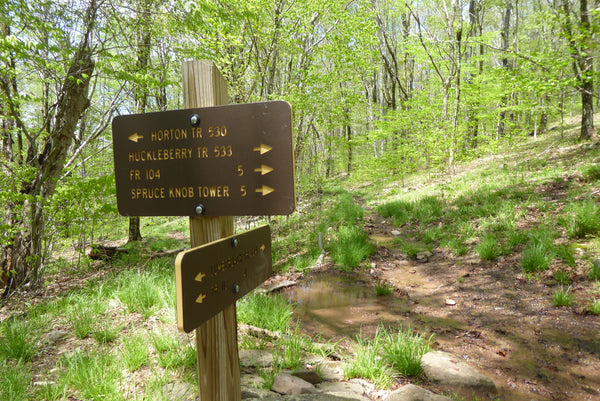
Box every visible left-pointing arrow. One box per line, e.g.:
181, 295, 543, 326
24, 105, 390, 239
195, 293, 207, 304
255, 185, 275, 196
194, 272, 206, 282
128, 133, 143, 142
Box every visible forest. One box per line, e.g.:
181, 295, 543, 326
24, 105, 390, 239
0, 0, 597, 291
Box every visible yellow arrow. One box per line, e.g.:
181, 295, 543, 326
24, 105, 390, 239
260, 244, 266, 252
255, 185, 275, 196
253, 144, 272, 154
254, 164, 274, 175
128, 133, 143, 142
194, 272, 206, 282
195, 293, 207, 304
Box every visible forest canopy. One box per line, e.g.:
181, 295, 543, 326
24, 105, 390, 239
0, 0, 597, 291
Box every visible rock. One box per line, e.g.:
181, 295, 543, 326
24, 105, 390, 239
445, 299, 456, 306
241, 374, 267, 388
266, 280, 297, 293
317, 381, 370, 400
388, 384, 452, 401
162, 382, 197, 401
272, 373, 318, 395
421, 351, 496, 392
416, 251, 433, 263
44, 330, 70, 345
240, 349, 275, 368
290, 369, 322, 385
241, 384, 274, 399
391, 230, 401, 237
260, 394, 358, 401
315, 360, 346, 381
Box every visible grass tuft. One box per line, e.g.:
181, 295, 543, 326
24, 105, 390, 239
330, 226, 375, 271
552, 286, 573, 307
344, 335, 394, 389
0, 319, 38, 362
521, 243, 552, 273
378, 326, 432, 378
237, 293, 293, 332
476, 234, 501, 261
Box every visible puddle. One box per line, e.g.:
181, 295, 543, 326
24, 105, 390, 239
281, 271, 410, 338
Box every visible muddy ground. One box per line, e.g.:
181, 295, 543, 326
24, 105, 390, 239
277, 210, 600, 401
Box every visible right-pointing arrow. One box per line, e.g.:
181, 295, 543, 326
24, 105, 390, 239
255, 185, 275, 196
254, 164, 274, 175
253, 144, 272, 154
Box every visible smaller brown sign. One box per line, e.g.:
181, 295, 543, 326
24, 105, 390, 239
175, 225, 272, 333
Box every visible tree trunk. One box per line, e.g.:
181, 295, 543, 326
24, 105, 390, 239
578, 0, 595, 140
0, 1, 97, 292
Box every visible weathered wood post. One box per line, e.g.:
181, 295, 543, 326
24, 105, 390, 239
182, 60, 241, 401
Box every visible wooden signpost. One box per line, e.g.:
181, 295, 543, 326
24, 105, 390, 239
111, 60, 296, 401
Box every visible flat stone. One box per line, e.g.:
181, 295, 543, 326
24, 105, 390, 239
162, 382, 197, 401
261, 395, 359, 401
391, 230, 401, 237
317, 381, 370, 401
272, 373, 318, 395
290, 369, 322, 385
266, 280, 297, 293
388, 384, 452, 401
241, 374, 267, 388
316, 360, 345, 381
240, 349, 275, 368
241, 384, 275, 399
421, 351, 496, 392
44, 330, 70, 345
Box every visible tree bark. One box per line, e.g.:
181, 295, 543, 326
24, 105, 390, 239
0, 0, 97, 292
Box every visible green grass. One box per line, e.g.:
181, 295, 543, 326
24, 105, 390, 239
0, 362, 31, 401
521, 243, 552, 273
116, 269, 166, 318
344, 335, 395, 389
589, 260, 600, 281
553, 270, 571, 285
120, 332, 150, 371
553, 286, 573, 307
476, 234, 502, 261
588, 299, 600, 315
375, 281, 394, 296
330, 225, 376, 271
92, 319, 121, 344
59, 349, 122, 401
0, 319, 39, 362
378, 325, 432, 378
560, 200, 600, 238
237, 293, 293, 332
150, 330, 196, 370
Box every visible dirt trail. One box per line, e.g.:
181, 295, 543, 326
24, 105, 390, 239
281, 211, 600, 401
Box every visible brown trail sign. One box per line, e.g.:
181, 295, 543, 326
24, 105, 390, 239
175, 225, 271, 333
112, 100, 295, 217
